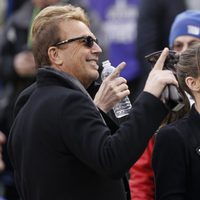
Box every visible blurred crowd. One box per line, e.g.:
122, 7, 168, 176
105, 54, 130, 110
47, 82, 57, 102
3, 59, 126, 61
0, 0, 200, 200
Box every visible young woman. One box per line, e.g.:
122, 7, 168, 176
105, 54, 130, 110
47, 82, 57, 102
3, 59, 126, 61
152, 43, 200, 199
129, 10, 200, 200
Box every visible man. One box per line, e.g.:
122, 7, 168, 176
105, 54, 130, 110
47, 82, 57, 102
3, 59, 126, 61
0, 1, 70, 199
129, 10, 200, 200
7, 4, 177, 200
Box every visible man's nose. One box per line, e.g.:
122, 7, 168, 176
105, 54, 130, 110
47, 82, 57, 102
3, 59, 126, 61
180, 44, 188, 53
92, 42, 102, 54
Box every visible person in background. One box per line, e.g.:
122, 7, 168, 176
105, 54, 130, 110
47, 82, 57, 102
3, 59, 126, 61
136, 0, 200, 97
135, 0, 186, 98
153, 42, 200, 200
129, 10, 200, 200
7, 4, 177, 200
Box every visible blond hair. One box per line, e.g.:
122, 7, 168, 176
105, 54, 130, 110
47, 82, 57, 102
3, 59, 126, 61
31, 4, 90, 67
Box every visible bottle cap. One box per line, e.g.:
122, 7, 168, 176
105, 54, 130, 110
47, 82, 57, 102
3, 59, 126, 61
102, 60, 111, 68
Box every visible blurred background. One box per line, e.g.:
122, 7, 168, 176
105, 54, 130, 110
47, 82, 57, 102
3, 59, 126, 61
0, 0, 199, 199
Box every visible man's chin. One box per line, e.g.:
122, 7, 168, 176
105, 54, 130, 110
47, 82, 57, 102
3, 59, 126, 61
91, 70, 99, 80
95, 72, 99, 80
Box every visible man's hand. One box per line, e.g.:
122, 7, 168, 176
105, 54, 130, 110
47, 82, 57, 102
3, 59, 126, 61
94, 62, 130, 113
144, 48, 178, 98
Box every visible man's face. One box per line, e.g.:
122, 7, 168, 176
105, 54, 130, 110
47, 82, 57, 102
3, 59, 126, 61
173, 35, 200, 53
53, 19, 102, 88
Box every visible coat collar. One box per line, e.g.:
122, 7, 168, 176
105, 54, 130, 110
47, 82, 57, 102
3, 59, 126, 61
188, 105, 200, 126
37, 66, 90, 98
37, 66, 107, 124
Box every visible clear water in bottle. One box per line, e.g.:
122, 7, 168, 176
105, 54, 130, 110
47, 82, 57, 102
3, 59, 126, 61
101, 60, 132, 118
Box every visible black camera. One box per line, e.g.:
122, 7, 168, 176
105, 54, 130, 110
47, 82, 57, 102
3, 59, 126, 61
145, 50, 184, 112
145, 50, 179, 72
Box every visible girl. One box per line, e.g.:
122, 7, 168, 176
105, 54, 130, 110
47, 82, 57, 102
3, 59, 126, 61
152, 43, 200, 199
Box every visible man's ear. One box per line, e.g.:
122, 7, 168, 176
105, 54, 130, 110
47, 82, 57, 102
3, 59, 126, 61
48, 47, 63, 65
185, 76, 200, 92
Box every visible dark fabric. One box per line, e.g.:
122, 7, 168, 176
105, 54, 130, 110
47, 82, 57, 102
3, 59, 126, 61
152, 105, 200, 200
8, 67, 167, 200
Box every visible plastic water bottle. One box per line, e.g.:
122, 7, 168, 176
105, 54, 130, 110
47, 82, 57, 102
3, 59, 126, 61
101, 60, 132, 118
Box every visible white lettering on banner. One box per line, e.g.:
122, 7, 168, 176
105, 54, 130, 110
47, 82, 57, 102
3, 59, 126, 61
187, 25, 200, 35
104, 21, 137, 43
103, 0, 138, 43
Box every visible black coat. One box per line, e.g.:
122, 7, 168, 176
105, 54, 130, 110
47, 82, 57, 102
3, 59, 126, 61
8, 67, 167, 200
152, 105, 200, 200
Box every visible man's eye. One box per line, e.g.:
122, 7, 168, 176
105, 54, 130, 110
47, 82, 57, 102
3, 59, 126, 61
188, 41, 199, 48
173, 43, 183, 51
